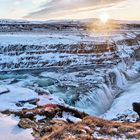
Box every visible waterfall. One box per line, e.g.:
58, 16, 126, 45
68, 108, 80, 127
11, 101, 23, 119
73, 65, 135, 116
111, 68, 127, 89
74, 83, 114, 115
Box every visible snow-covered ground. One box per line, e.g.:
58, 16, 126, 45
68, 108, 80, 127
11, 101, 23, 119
0, 34, 82, 46
0, 114, 33, 140
0, 31, 137, 46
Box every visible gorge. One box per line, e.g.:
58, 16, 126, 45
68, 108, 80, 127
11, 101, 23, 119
0, 19, 140, 139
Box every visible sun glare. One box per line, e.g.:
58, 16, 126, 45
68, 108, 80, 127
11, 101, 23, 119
99, 13, 109, 23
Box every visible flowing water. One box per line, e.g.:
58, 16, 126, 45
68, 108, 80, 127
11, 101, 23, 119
0, 59, 139, 116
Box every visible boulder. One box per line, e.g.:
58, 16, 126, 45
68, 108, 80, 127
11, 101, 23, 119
132, 102, 140, 117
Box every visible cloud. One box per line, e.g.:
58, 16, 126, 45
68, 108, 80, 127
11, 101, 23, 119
14, 0, 46, 6
25, 0, 125, 20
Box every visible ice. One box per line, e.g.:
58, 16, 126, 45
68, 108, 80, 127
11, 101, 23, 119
35, 115, 46, 121
0, 85, 38, 111
0, 19, 139, 120
0, 86, 9, 94
38, 94, 65, 106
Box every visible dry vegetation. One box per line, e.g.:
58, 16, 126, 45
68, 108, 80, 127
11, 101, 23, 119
5, 104, 139, 140
40, 116, 140, 140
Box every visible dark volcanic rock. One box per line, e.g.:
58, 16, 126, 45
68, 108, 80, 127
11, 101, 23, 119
132, 102, 140, 117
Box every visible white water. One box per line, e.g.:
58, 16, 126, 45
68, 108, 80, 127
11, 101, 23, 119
0, 60, 137, 116
73, 68, 130, 115
74, 84, 113, 115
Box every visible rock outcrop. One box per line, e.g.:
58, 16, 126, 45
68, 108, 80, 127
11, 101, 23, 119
133, 102, 140, 118
15, 104, 140, 140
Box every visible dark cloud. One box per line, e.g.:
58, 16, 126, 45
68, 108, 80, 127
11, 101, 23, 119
25, 0, 125, 19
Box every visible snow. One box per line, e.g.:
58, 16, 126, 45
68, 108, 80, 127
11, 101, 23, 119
0, 28, 136, 47
103, 81, 140, 120
0, 114, 33, 140
0, 86, 9, 94
0, 34, 82, 46
53, 112, 82, 123
35, 115, 46, 121
38, 94, 65, 106
0, 18, 140, 25
0, 85, 38, 111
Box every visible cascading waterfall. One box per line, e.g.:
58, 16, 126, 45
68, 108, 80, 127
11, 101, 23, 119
72, 42, 138, 115
74, 83, 114, 115
73, 68, 129, 115
110, 68, 128, 89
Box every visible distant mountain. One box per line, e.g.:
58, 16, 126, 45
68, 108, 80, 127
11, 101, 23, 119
0, 18, 139, 25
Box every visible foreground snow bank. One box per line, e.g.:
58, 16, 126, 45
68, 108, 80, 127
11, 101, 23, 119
0, 114, 33, 140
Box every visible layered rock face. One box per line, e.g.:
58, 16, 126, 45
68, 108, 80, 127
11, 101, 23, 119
0, 21, 139, 71
0, 42, 117, 70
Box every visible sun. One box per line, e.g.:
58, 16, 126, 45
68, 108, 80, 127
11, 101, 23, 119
99, 13, 109, 23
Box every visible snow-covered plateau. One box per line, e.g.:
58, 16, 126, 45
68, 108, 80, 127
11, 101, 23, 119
0, 19, 140, 140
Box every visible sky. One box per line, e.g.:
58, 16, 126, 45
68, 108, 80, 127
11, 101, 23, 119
0, 0, 140, 21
